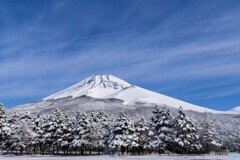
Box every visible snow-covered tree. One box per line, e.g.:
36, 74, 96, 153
108, 112, 139, 154
0, 104, 10, 148
30, 113, 46, 154
90, 111, 110, 153
4, 112, 20, 152
1, 106, 237, 155
20, 111, 31, 120
151, 106, 162, 126
70, 113, 93, 155
96, 111, 110, 140
72, 110, 81, 127
228, 131, 240, 151
8, 112, 20, 125
57, 115, 73, 154
174, 107, 202, 154
199, 115, 222, 152
43, 108, 73, 154
41, 108, 63, 154
136, 117, 155, 154
151, 107, 174, 153
9, 111, 34, 154
0, 104, 6, 141
219, 124, 239, 152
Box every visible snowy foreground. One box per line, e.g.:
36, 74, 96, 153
0, 155, 240, 160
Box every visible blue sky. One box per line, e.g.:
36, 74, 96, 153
1, 0, 240, 110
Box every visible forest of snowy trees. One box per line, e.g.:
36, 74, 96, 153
0, 103, 237, 155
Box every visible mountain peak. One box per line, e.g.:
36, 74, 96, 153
42, 74, 231, 114
86, 74, 131, 89
44, 74, 132, 100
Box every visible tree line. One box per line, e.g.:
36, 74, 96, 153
0, 103, 228, 155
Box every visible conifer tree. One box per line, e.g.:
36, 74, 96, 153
31, 113, 45, 154
70, 113, 93, 155
59, 115, 73, 154
108, 112, 139, 154
8, 112, 20, 125
151, 106, 175, 153
42, 108, 65, 154
90, 111, 110, 153
51, 108, 72, 154
151, 106, 162, 126
4, 112, 20, 152
174, 107, 202, 154
9, 111, 34, 154
200, 115, 222, 152
136, 117, 155, 154
158, 107, 174, 153
97, 111, 110, 139
0, 104, 10, 147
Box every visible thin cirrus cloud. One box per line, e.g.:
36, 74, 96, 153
0, 0, 240, 110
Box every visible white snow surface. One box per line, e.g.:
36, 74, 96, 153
43, 74, 235, 114
0, 155, 240, 160
229, 106, 240, 113
44, 74, 132, 100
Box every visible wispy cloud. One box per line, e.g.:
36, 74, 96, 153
0, 0, 240, 109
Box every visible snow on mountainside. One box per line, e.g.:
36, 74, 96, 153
43, 74, 223, 113
229, 106, 240, 113
44, 74, 132, 100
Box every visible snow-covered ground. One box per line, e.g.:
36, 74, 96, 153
0, 155, 240, 160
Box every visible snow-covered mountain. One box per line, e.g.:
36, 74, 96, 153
42, 74, 225, 114
44, 74, 133, 101
7, 74, 238, 114
6, 74, 240, 152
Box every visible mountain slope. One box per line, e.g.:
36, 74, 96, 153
8, 74, 238, 114
42, 74, 221, 113
229, 106, 240, 114
44, 74, 132, 100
